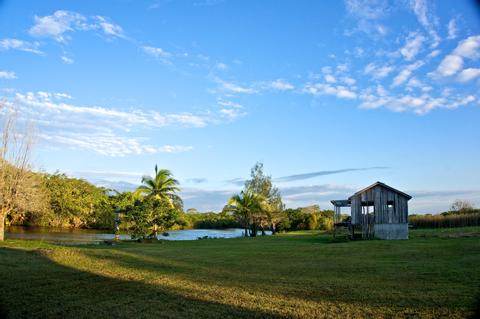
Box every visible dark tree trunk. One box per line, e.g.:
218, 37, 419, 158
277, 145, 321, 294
271, 223, 276, 235
250, 223, 257, 237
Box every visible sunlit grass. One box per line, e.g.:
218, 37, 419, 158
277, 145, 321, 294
1, 227, 479, 318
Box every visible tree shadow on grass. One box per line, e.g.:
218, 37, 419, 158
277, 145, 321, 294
0, 247, 286, 319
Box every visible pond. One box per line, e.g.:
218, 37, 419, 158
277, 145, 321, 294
5, 226, 259, 243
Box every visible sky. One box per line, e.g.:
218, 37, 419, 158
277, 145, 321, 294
1, 0, 479, 213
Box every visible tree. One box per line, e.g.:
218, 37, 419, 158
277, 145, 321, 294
0, 103, 45, 240
228, 191, 265, 237
450, 200, 475, 213
136, 165, 183, 237
244, 162, 284, 235
42, 173, 113, 228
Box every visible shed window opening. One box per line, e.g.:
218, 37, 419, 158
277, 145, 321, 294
386, 200, 395, 214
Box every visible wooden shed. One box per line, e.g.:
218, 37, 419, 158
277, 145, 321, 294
331, 182, 412, 240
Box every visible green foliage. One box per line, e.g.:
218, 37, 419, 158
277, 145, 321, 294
183, 211, 239, 229
278, 207, 334, 232
137, 164, 183, 211
228, 162, 285, 236
122, 165, 184, 239
10, 173, 114, 229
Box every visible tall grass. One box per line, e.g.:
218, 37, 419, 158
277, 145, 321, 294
410, 213, 480, 228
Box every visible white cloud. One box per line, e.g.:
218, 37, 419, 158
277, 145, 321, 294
342, 77, 356, 85
457, 68, 480, 82
158, 145, 194, 153
434, 35, 480, 78
268, 79, 294, 91
61, 56, 74, 64
324, 74, 337, 83
142, 46, 172, 59
29, 10, 87, 42
400, 32, 426, 60
93, 16, 125, 38
337, 64, 348, 72
406, 77, 423, 90
29, 10, 125, 42
392, 61, 424, 86
376, 66, 394, 78
359, 89, 476, 114
436, 54, 463, 77
217, 100, 243, 108
408, 0, 440, 47
3, 91, 226, 157
41, 132, 193, 157
215, 62, 228, 71
215, 78, 256, 94
219, 108, 246, 120
453, 35, 480, 59
304, 83, 357, 99
0, 71, 17, 79
344, 0, 389, 36
447, 19, 458, 40
364, 63, 376, 74
364, 63, 393, 79
0, 38, 43, 55
428, 50, 440, 58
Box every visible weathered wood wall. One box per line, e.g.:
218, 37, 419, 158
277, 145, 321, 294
350, 185, 409, 225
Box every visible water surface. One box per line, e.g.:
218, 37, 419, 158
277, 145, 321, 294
5, 226, 253, 243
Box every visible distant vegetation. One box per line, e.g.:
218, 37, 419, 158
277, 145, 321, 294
410, 200, 480, 229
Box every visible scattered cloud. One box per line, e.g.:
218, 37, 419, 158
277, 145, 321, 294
275, 167, 390, 182
364, 63, 394, 79
29, 10, 88, 42
359, 89, 476, 114
41, 132, 192, 157
29, 10, 125, 42
215, 78, 256, 94
4, 90, 244, 157
392, 61, 424, 86
61, 56, 74, 64
457, 68, 480, 82
324, 74, 337, 83
447, 19, 458, 40
344, 0, 389, 36
0, 38, 43, 55
408, 0, 440, 47
142, 46, 172, 59
303, 83, 357, 99
434, 35, 480, 78
93, 16, 125, 38
0, 71, 17, 79
267, 79, 294, 91
215, 62, 228, 71
400, 32, 426, 61
435, 54, 463, 77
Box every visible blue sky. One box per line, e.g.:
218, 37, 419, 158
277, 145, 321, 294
1, 0, 479, 213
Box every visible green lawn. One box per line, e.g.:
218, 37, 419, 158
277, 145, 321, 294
1, 227, 479, 318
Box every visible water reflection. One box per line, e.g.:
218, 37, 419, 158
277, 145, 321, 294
5, 226, 270, 243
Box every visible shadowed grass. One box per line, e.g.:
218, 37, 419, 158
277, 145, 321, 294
1, 227, 479, 318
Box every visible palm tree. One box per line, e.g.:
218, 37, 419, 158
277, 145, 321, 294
228, 191, 265, 237
136, 165, 182, 237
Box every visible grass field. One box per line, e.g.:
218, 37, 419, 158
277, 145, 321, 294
0, 227, 479, 318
